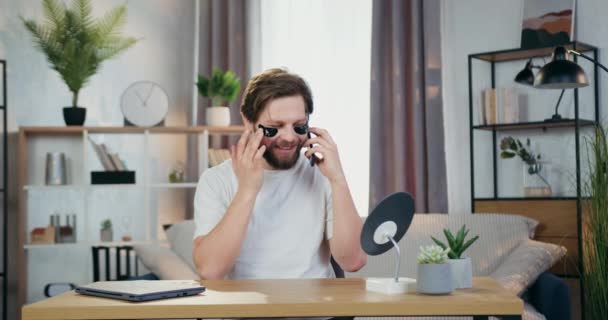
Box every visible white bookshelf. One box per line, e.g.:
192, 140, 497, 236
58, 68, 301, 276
18, 126, 241, 248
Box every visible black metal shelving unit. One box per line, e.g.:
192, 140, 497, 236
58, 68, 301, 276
1, 59, 8, 320
468, 41, 599, 320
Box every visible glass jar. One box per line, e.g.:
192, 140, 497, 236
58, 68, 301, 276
522, 162, 552, 197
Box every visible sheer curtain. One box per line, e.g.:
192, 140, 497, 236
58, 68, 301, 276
253, 0, 372, 215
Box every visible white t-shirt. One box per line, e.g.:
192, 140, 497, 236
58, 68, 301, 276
193, 153, 335, 279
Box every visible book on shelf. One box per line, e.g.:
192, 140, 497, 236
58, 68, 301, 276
480, 87, 523, 125
208, 148, 232, 167
87, 137, 128, 171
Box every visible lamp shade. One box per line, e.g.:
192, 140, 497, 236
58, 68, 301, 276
514, 60, 535, 86
534, 46, 588, 89
360, 192, 415, 256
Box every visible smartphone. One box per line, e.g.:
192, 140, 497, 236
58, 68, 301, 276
308, 132, 316, 166
307, 132, 324, 166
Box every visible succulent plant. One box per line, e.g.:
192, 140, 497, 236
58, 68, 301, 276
100, 218, 112, 230
431, 225, 479, 259
417, 244, 450, 264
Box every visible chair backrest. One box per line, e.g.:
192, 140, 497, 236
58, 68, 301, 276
91, 246, 138, 281
330, 256, 344, 278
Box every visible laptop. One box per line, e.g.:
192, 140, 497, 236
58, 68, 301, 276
75, 280, 205, 302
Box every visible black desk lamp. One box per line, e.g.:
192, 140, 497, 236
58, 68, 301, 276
533, 46, 608, 121
360, 192, 416, 294
514, 58, 567, 122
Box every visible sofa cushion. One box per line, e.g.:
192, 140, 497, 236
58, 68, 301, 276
165, 220, 197, 272
352, 213, 539, 279
133, 244, 199, 280
490, 239, 566, 296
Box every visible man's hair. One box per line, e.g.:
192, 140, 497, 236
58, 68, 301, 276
240, 68, 313, 123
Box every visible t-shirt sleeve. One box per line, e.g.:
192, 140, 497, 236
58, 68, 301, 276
324, 178, 334, 240
193, 170, 229, 239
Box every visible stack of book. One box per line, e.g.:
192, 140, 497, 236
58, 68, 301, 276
208, 149, 231, 167
88, 136, 128, 171
480, 87, 522, 125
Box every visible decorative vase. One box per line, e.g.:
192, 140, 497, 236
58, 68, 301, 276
448, 257, 473, 289
45, 152, 67, 185
523, 162, 552, 197
416, 263, 453, 295
63, 106, 86, 126
206, 106, 231, 126
100, 228, 113, 242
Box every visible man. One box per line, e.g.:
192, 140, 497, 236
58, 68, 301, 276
192, 68, 366, 280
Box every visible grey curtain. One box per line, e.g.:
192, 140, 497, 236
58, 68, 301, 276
187, 0, 250, 219
369, 0, 447, 213
197, 0, 250, 125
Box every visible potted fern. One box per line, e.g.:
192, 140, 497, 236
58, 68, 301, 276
196, 68, 241, 126
431, 225, 479, 289
21, 0, 138, 126
416, 244, 453, 295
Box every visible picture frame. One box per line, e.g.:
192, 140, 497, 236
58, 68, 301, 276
520, 0, 576, 49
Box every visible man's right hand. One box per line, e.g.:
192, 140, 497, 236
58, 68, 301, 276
231, 128, 266, 194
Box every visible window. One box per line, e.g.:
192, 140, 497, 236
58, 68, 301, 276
251, 0, 372, 215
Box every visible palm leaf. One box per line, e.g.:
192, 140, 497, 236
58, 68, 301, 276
93, 6, 128, 40
42, 0, 66, 31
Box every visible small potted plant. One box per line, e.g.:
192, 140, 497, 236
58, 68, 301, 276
21, 0, 138, 126
196, 68, 241, 126
500, 136, 552, 197
100, 219, 113, 242
416, 244, 453, 295
431, 225, 479, 289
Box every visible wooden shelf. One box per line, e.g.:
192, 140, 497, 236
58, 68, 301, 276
150, 182, 198, 189
20, 125, 245, 136
473, 119, 596, 131
24, 240, 168, 249
470, 41, 597, 62
24, 184, 144, 191
25, 183, 200, 190
474, 196, 578, 201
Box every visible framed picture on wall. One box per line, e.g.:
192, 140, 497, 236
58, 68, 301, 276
520, 0, 576, 49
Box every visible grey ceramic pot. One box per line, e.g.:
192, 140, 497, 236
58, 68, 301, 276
416, 263, 453, 295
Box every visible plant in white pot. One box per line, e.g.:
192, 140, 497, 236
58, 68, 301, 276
431, 225, 479, 289
100, 218, 113, 242
21, 0, 138, 126
196, 68, 241, 126
416, 244, 453, 295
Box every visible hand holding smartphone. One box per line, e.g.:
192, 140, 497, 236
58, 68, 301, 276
307, 131, 324, 167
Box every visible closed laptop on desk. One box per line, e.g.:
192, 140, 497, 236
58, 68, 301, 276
75, 280, 205, 302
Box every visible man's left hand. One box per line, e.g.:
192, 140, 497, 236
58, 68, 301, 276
304, 127, 346, 184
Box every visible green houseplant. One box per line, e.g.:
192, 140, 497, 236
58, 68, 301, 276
416, 245, 453, 295
196, 68, 241, 126
21, 0, 138, 126
581, 125, 608, 319
431, 225, 479, 288
100, 218, 112, 242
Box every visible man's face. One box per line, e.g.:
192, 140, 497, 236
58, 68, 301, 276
248, 95, 309, 170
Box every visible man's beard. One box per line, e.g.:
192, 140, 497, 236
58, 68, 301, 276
263, 141, 303, 170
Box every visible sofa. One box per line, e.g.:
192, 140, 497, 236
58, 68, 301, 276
134, 213, 569, 320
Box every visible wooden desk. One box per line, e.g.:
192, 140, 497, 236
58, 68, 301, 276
22, 277, 523, 320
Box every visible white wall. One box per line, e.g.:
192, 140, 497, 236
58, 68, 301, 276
441, 0, 607, 213
0, 0, 196, 304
